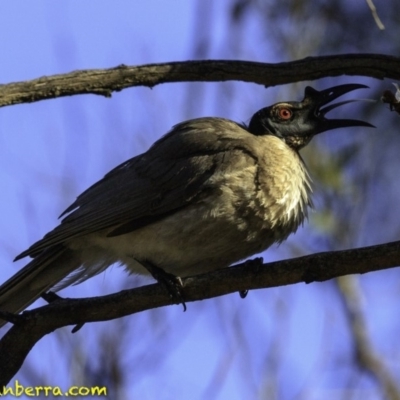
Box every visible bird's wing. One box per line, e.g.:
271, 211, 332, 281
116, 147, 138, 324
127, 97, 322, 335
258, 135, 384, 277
16, 118, 256, 259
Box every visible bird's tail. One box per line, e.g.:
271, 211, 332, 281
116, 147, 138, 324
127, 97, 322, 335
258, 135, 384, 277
0, 245, 80, 328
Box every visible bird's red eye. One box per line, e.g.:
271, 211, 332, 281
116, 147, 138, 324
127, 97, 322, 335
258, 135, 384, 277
278, 107, 293, 120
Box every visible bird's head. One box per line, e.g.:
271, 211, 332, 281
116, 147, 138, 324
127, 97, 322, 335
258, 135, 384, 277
248, 84, 374, 150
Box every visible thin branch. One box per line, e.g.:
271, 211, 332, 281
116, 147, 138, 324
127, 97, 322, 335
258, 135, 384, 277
365, 0, 385, 30
337, 275, 400, 400
1, 240, 400, 386
0, 54, 400, 108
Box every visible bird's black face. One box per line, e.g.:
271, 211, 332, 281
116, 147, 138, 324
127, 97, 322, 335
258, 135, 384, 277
248, 84, 374, 150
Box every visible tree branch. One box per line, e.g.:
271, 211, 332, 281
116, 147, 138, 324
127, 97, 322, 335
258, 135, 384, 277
1, 240, 400, 386
1, 54, 400, 108
337, 275, 400, 400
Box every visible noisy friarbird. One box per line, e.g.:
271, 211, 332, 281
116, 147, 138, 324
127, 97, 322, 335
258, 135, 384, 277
0, 84, 373, 326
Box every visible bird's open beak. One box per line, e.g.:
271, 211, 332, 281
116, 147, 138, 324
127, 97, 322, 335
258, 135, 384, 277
303, 84, 375, 132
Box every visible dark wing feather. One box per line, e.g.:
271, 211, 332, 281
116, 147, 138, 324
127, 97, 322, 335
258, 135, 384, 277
15, 118, 253, 260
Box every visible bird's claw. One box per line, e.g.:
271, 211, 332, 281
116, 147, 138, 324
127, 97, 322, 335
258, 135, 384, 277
135, 259, 187, 311
238, 257, 264, 298
41, 291, 84, 333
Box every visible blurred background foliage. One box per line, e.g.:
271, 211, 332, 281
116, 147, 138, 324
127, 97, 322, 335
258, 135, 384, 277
1, 1, 400, 399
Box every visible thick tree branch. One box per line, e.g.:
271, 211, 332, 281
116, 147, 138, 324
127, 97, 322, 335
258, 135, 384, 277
1, 240, 400, 386
1, 54, 400, 107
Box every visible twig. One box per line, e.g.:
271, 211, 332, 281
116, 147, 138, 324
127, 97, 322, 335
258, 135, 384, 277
365, 0, 385, 30
337, 275, 400, 400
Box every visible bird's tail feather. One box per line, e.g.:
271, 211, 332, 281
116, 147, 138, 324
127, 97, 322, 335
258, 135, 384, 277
0, 245, 80, 327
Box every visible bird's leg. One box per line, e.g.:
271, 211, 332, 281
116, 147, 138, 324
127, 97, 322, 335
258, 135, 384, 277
134, 258, 187, 312
41, 291, 84, 333
239, 257, 264, 299
41, 291, 62, 303
0, 310, 24, 325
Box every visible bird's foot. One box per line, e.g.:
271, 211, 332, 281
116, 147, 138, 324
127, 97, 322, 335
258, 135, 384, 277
238, 257, 264, 299
41, 291, 84, 333
135, 259, 187, 312
244, 257, 264, 269
302, 269, 318, 284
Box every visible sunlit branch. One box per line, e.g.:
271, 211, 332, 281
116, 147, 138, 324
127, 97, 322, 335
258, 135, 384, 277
365, 0, 385, 30
337, 275, 400, 400
0, 54, 400, 108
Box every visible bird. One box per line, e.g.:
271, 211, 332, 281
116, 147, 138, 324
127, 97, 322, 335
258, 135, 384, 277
0, 83, 373, 327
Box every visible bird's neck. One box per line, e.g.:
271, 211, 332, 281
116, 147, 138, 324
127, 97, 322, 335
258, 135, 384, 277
256, 135, 313, 237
